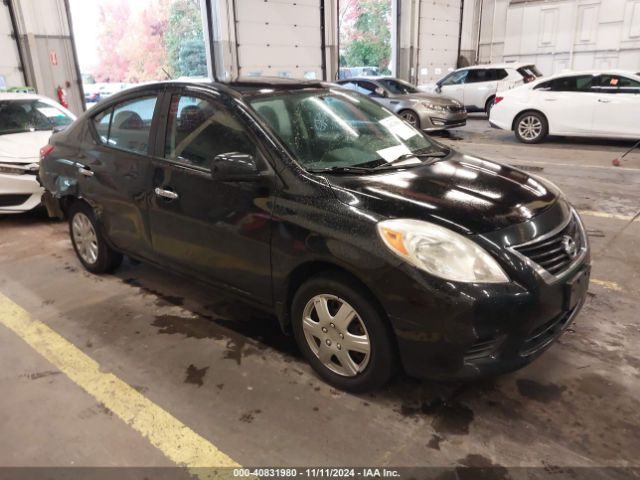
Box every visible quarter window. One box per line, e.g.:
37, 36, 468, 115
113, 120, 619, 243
164, 95, 255, 170
92, 96, 158, 154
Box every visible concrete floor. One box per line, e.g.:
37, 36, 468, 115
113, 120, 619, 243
1, 116, 639, 478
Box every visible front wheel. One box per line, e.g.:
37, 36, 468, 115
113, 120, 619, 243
399, 110, 420, 129
514, 111, 548, 144
291, 273, 396, 392
69, 201, 122, 274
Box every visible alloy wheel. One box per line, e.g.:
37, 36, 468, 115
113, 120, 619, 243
301, 294, 371, 377
72, 212, 99, 265
518, 115, 543, 141
400, 111, 418, 127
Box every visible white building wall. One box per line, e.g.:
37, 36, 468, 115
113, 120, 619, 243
0, 3, 25, 89
467, 0, 640, 75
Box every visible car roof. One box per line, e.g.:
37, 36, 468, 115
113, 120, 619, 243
539, 69, 640, 80
462, 62, 535, 70
100, 78, 332, 101
0, 93, 46, 101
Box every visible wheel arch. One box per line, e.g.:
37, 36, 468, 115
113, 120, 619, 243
278, 261, 393, 340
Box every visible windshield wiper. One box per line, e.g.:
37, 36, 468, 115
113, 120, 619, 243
307, 165, 375, 174
372, 149, 450, 170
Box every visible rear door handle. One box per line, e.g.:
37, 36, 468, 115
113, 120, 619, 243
544, 98, 557, 102
154, 187, 179, 200
78, 167, 94, 177
598, 99, 611, 103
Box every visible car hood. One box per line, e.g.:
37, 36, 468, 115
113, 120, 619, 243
326, 151, 560, 235
395, 92, 457, 105
0, 131, 52, 163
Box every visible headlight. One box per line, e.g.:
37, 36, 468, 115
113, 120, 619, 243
377, 219, 509, 283
423, 103, 448, 112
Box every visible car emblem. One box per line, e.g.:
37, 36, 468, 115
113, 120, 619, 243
561, 235, 577, 258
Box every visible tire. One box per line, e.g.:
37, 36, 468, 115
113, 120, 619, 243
291, 272, 396, 392
485, 96, 496, 116
399, 110, 420, 129
514, 111, 548, 144
68, 201, 123, 274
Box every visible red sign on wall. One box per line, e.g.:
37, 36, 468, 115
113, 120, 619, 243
50, 50, 58, 66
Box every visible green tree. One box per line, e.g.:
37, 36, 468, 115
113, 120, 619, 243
165, 0, 207, 77
343, 0, 391, 71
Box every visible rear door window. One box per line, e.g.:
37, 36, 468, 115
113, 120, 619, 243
465, 69, 493, 83
92, 96, 158, 155
534, 75, 593, 92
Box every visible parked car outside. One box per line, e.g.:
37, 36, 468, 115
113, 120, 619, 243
489, 70, 640, 143
338, 66, 380, 80
336, 77, 467, 131
419, 63, 543, 114
0, 93, 75, 214
39, 79, 590, 392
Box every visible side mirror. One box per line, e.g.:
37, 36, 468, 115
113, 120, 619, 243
435, 84, 442, 93
52, 124, 69, 134
211, 152, 259, 181
374, 87, 388, 97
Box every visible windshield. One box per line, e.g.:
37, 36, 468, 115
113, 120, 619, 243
248, 89, 442, 170
0, 99, 73, 136
377, 79, 419, 95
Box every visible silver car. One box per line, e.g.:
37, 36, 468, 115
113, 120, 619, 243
336, 77, 467, 131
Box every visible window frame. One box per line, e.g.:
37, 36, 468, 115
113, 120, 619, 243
152, 86, 274, 177
88, 89, 164, 157
533, 75, 594, 93
590, 74, 640, 94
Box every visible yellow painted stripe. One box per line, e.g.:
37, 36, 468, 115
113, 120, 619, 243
578, 210, 638, 222
0, 292, 240, 477
591, 279, 623, 292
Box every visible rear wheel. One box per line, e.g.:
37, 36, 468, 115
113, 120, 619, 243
291, 273, 396, 392
399, 110, 420, 129
69, 201, 122, 274
514, 111, 548, 144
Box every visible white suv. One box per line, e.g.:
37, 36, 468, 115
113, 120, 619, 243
419, 63, 543, 115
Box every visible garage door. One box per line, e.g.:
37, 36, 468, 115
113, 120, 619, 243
234, 0, 325, 80
0, 4, 24, 89
416, 0, 461, 83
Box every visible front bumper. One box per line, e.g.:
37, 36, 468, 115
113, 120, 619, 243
0, 172, 43, 214
373, 205, 591, 380
419, 110, 468, 131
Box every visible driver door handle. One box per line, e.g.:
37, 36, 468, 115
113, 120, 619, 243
598, 98, 611, 103
78, 167, 94, 177
154, 187, 179, 200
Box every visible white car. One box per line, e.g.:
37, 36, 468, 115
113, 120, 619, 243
489, 70, 640, 144
419, 63, 543, 114
0, 93, 75, 214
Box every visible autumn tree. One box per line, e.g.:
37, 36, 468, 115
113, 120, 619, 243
165, 0, 207, 77
341, 0, 391, 72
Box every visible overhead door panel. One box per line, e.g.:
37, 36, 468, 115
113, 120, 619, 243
235, 0, 323, 79
416, 0, 461, 83
0, 4, 24, 88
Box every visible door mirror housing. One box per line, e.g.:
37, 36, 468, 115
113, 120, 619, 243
374, 87, 388, 98
211, 152, 259, 181
435, 83, 442, 93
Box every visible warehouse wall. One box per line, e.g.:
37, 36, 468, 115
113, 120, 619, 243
6, 0, 83, 114
0, 2, 26, 89
467, 0, 640, 75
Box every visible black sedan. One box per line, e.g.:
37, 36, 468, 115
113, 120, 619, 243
38, 78, 590, 392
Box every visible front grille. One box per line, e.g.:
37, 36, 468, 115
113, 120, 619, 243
513, 215, 583, 276
520, 307, 575, 356
446, 104, 465, 113
0, 194, 30, 207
